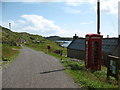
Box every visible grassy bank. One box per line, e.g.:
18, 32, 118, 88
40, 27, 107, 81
2, 44, 21, 64
50, 53, 119, 88
0, 43, 2, 61
26, 41, 120, 88
25, 40, 67, 55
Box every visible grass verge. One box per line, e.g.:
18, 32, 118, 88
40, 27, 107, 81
2, 44, 21, 65
49, 53, 119, 88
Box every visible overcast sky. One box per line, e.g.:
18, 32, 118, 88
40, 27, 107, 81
1, 0, 119, 37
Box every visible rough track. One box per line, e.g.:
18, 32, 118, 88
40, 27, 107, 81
2, 47, 79, 88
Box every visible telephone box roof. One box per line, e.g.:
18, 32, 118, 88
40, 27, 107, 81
86, 33, 102, 37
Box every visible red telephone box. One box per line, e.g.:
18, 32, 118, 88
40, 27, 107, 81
85, 34, 102, 70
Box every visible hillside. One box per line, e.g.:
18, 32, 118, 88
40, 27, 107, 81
2, 26, 45, 45
1, 26, 66, 62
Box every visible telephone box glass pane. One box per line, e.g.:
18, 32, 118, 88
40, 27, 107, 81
92, 41, 100, 66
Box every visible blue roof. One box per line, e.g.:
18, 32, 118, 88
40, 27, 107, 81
102, 38, 118, 53
67, 38, 85, 50
68, 38, 118, 54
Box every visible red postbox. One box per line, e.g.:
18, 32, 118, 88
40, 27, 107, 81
85, 34, 102, 70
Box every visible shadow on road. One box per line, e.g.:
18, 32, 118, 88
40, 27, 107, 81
40, 68, 66, 74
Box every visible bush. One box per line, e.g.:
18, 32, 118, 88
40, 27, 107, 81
68, 63, 84, 70
2, 57, 10, 61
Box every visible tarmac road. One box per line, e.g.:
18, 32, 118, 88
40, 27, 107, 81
2, 47, 79, 88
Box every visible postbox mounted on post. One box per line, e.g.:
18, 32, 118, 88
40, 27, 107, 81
85, 34, 102, 70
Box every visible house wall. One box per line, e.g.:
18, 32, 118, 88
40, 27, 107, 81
102, 53, 109, 65
67, 48, 112, 65
67, 48, 85, 60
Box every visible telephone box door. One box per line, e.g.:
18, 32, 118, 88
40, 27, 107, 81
91, 40, 102, 70
85, 34, 102, 70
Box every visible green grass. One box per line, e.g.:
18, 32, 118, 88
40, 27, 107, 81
65, 70, 117, 88
2, 44, 21, 64
48, 54, 119, 88
0, 43, 2, 61
25, 40, 67, 55
52, 55, 119, 88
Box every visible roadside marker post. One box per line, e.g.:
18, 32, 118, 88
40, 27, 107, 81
47, 45, 51, 53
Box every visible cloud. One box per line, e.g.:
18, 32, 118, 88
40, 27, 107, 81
66, 0, 85, 6
100, 0, 118, 15
2, 15, 66, 36
94, 0, 118, 15
20, 15, 66, 36
18, 20, 26, 24
2, 14, 89, 37
2, 0, 64, 2
65, 0, 119, 15
21, 15, 57, 30
63, 7, 80, 14
80, 21, 94, 25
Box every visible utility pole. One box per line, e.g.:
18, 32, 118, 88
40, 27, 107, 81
97, 0, 100, 34
9, 23, 11, 30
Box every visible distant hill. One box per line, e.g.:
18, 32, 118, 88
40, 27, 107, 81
46, 36, 61, 41
46, 36, 72, 41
